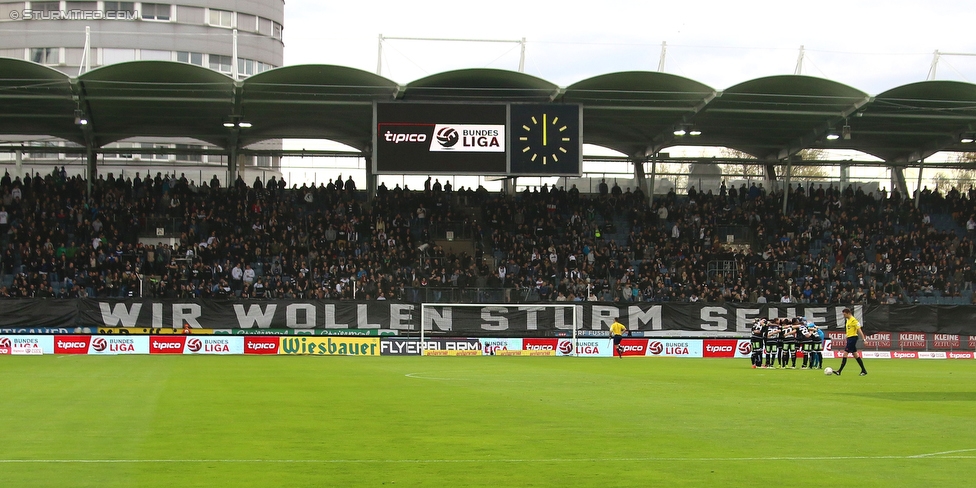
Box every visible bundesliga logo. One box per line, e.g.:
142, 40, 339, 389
436, 127, 459, 147
92, 337, 107, 352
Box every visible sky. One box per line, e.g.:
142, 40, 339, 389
282, 0, 976, 94
275, 1, 976, 188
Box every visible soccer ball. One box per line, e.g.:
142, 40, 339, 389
824, 367, 834, 375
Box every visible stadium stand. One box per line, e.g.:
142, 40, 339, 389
1, 167, 975, 306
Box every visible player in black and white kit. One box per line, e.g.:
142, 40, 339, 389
764, 321, 782, 368
781, 320, 799, 369
809, 325, 824, 369
799, 321, 815, 369
750, 319, 766, 368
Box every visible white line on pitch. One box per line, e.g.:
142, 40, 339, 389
909, 448, 976, 458
1, 454, 974, 464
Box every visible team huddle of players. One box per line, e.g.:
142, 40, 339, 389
750, 318, 825, 369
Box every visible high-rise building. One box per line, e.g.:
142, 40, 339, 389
0, 0, 284, 177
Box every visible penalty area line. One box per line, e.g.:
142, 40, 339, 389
1, 454, 975, 464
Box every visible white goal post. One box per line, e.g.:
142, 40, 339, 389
419, 303, 583, 356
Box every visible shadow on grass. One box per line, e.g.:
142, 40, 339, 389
844, 392, 976, 401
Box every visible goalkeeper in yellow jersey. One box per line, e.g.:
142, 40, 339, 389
610, 319, 627, 358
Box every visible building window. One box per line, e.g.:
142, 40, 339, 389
102, 48, 136, 65
237, 58, 254, 77
110, 143, 134, 159
208, 9, 232, 28
27, 141, 60, 159
30, 2, 60, 14
145, 143, 171, 160
175, 144, 202, 162
141, 3, 170, 21
103, 1, 135, 14
30, 48, 57, 65
209, 54, 232, 73
140, 49, 171, 61
66, 2, 98, 12
177, 51, 203, 66
273, 22, 282, 40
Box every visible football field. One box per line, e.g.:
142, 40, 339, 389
0, 355, 974, 487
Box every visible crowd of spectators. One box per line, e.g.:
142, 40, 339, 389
1, 166, 975, 306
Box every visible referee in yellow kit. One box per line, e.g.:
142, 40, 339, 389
610, 319, 627, 358
834, 308, 868, 376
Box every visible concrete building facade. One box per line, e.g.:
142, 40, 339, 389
0, 1, 285, 179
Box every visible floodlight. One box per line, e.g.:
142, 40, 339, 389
673, 129, 687, 136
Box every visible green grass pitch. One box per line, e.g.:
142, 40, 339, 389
0, 355, 974, 487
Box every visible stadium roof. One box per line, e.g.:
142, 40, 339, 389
2, 57, 976, 164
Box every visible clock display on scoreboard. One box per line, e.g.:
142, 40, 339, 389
509, 104, 581, 176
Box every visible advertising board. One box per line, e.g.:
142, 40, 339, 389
480, 338, 523, 356
183, 337, 244, 355
860, 351, 892, 359
703, 339, 751, 358
54, 335, 90, 354
380, 338, 423, 356
244, 336, 280, 355
87, 335, 149, 355
932, 334, 960, 349
149, 336, 186, 354
374, 103, 507, 174
278, 337, 380, 356
522, 338, 558, 353
0, 335, 54, 354
559, 339, 611, 357
644, 339, 704, 358
898, 333, 927, 349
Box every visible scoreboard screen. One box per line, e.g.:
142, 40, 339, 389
373, 103, 508, 174
372, 102, 581, 176
509, 104, 581, 176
